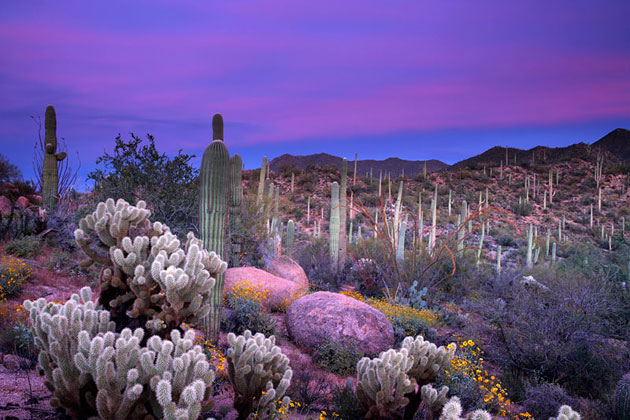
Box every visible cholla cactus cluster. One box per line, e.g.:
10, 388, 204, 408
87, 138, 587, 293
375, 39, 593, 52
74, 198, 226, 336
549, 405, 582, 420
356, 334, 493, 420
356, 348, 416, 419
24, 287, 215, 419
226, 330, 292, 420
439, 397, 491, 420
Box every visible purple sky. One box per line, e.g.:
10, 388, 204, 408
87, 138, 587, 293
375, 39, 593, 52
1, 0, 629, 189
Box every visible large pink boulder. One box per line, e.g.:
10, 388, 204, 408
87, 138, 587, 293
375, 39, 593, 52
16, 196, 31, 210
224, 267, 307, 312
264, 255, 309, 291
286, 292, 394, 356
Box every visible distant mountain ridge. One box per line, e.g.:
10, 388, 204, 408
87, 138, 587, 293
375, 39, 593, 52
269, 153, 448, 177
449, 128, 630, 170
266, 128, 630, 175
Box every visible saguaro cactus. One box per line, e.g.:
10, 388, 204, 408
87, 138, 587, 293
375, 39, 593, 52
42, 105, 67, 210
200, 113, 230, 342
339, 158, 348, 267
330, 182, 340, 271
229, 154, 243, 267
286, 219, 295, 257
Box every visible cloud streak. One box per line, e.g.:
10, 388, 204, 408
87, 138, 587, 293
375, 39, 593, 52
0, 0, 628, 184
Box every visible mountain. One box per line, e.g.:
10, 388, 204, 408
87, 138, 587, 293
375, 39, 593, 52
450, 128, 630, 171
592, 128, 630, 161
269, 153, 448, 177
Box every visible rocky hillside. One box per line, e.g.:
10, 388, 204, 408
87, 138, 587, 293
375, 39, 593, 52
450, 128, 629, 171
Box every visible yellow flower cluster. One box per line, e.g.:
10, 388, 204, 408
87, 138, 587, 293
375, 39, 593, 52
0, 256, 32, 318
444, 339, 531, 418
339, 289, 364, 301
254, 392, 341, 419
182, 323, 227, 376
226, 280, 270, 307
366, 297, 441, 328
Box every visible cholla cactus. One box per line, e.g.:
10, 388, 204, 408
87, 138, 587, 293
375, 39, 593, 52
439, 397, 491, 420
549, 405, 581, 420
23, 287, 115, 417
355, 348, 416, 420
402, 335, 455, 384
24, 288, 215, 419
74, 198, 226, 336
420, 384, 449, 413
401, 335, 456, 418
226, 330, 292, 420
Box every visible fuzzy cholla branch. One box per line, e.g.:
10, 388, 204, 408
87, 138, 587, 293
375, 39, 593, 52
74, 198, 226, 336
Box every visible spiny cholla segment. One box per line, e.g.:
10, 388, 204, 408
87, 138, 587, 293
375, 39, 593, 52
74, 198, 227, 336
227, 330, 292, 419
24, 287, 216, 420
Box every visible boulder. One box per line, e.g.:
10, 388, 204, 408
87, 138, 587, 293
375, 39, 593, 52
264, 255, 309, 291
0, 196, 11, 214
286, 291, 394, 356
224, 267, 307, 312
16, 196, 31, 210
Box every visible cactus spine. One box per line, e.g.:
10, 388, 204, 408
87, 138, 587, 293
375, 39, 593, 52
200, 113, 230, 342
330, 182, 340, 271
42, 105, 67, 210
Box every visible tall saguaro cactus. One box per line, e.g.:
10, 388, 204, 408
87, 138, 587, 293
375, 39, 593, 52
200, 113, 230, 342
339, 158, 348, 267
330, 182, 340, 271
42, 105, 67, 210
229, 154, 243, 267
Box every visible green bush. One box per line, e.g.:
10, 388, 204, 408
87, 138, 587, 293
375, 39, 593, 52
223, 299, 276, 337
390, 316, 435, 347
333, 379, 364, 420
523, 383, 575, 420
87, 133, 198, 238
313, 339, 364, 376
4, 236, 41, 258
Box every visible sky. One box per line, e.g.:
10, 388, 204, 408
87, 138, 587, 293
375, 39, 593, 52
1, 0, 629, 190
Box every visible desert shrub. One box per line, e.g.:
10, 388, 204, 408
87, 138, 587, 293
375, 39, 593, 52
239, 188, 274, 268
0, 256, 31, 299
295, 237, 353, 292
493, 226, 518, 247
437, 339, 513, 415
367, 297, 440, 346
482, 264, 628, 402
512, 201, 532, 216
45, 249, 72, 271
313, 339, 364, 376
287, 368, 329, 408
87, 133, 198, 238
224, 281, 275, 336
522, 383, 575, 420
0, 153, 22, 182
333, 379, 364, 420
0, 208, 46, 240
4, 236, 41, 258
